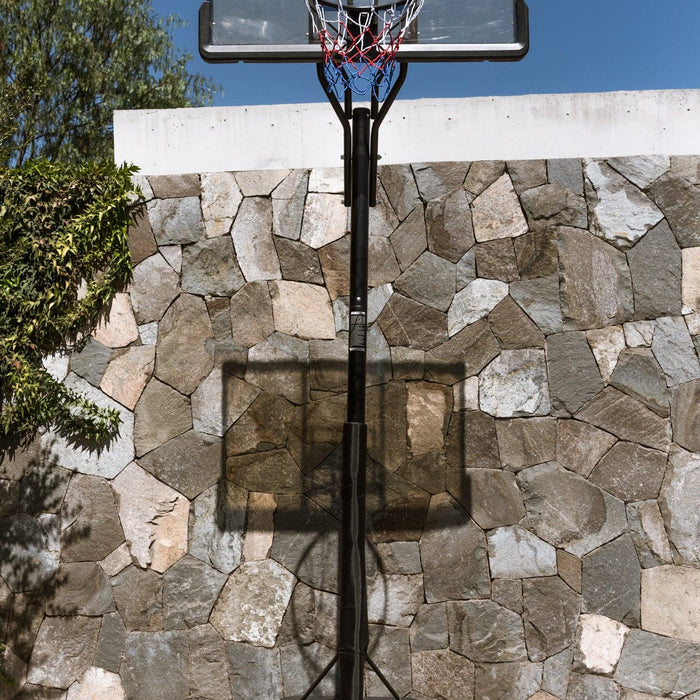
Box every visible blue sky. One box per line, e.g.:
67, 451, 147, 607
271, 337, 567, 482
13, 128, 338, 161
151, 0, 700, 105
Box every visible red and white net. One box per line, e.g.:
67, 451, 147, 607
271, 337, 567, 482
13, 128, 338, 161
305, 0, 424, 99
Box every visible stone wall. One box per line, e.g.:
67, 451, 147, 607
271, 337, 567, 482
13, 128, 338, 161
1, 156, 700, 699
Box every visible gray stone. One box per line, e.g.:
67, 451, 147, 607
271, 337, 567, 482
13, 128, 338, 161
488, 296, 546, 350
479, 349, 551, 418
271, 494, 339, 592
492, 578, 523, 614
413, 649, 475, 700
187, 624, 231, 699
274, 237, 323, 284
149, 174, 200, 199
235, 169, 290, 196
130, 254, 180, 324
610, 349, 670, 418
425, 318, 500, 384
475, 661, 543, 700
0, 513, 59, 592
543, 647, 574, 699
406, 379, 449, 456
138, 430, 221, 499
585, 160, 663, 249
206, 296, 232, 341
313, 589, 338, 649
231, 197, 281, 281
122, 631, 189, 700
576, 387, 671, 452
246, 332, 309, 405
589, 442, 667, 502
523, 576, 580, 661
46, 562, 113, 616
518, 462, 627, 557
457, 247, 477, 290
277, 582, 315, 646
582, 535, 641, 625
546, 332, 604, 415
628, 221, 682, 318
398, 452, 446, 495
647, 173, 700, 247
225, 643, 282, 699
671, 379, 700, 452
614, 629, 700, 697
426, 188, 475, 262
472, 173, 529, 242
410, 603, 449, 651
475, 238, 520, 282
627, 500, 674, 568
508, 159, 548, 194
559, 228, 634, 330
189, 482, 246, 574
272, 170, 308, 241
316, 237, 349, 302
94, 612, 126, 673
27, 617, 100, 688
368, 235, 401, 287
446, 409, 500, 471
269, 280, 335, 340
459, 468, 526, 529
129, 204, 157, 264
0, 479, 19, 517
488, 526, 557, 579
377, 293, 448, 350
225, 391, 294, 456
70, 340, 112, 386
448, 278, 508, 336
412, 161, 470, 200
496, 417, 556, 471
651, 316, 700, 386
279, 643, 336, 697
182, 237, 244, 296
161, 244, 182, 272
514, 231, 559, 279
464, 161, 506, 196
394, 251, 456, 312
390, 205, 428, 271
548, 158, 584, 194
111, 566, 163, 631
510, 275, 564, 334
520, 183, 587, 232
659, 445, 700, 563
226, 448, 302, 494
162, 555, 227, 629
19, 462, 70, 514
230, 281, 274, 348
368, 573, 423, 627
210, 559, 294, 646
380, 164, 422, 221
671, 155, 700, 184
608, 155, 670, 188
365, 626, 412, 697
420, 493, 490, 603
449, 600, 527, 662
301, 193, 347, 249
566, 673, 621, 700
200, 171, 242, 238
155, 294, 214, 396
148, 196, 205, 245
134, 378, 191, 457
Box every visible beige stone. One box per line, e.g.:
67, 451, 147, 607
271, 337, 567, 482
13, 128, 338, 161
527, 694, 559, 700
67, 667, 125, 700
235, 169, 290, 196
270, 280, 336, 339
112, 463, 189, 573
472, 174, 528, 242
624, 320, 656, 347
453, 376, 479, 412
93, 293, 139, 348
99, 543, 132, 577
575, 613, 629, 673
682, 247, 700, 311
587, 326, 625, 382
632, 501, 674, 565
201, 171, 242, 238
300, 193, 347, 249
231, 197, 281, 281
641, 565, 700, 642
242, 492, 276, 562
308, 167, 344, 193
412, 649, 474, 700
407, 382, 450, 455
100, 345, 155, 409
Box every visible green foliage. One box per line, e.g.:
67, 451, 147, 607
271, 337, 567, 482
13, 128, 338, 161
0, 160, 138, 446
0, 0, 217, 165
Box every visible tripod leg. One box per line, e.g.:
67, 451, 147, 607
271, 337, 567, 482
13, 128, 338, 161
364, 654, 401, 699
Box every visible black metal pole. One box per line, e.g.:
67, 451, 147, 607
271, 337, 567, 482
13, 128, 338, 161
338, 107, 371, 700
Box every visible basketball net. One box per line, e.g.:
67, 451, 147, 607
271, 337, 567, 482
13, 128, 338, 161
305, 0, 424, 99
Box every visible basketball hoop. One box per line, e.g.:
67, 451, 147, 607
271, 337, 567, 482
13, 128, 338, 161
305, 0, 424, 99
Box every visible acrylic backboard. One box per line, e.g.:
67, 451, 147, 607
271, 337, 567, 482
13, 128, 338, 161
199, 0, 529, 63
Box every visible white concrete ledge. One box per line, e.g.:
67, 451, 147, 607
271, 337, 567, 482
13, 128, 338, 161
114, 90, 700, 174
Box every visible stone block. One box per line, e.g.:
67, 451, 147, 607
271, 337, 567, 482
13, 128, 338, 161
391, 205, 428, 271
279, 643, 336, 697
510, 275, 564, 334
367, 573, 424, 626
231, 197, 281, 280
147, 196, 205, 245
488, 526, 557, 579
300, 192, 347, 249
187, 625, 231, 699
128, 204, 157, 265
394, 251, 456, 312
651, 316, 700, 387
94, 612, 126, 673
410, 603, 449, 651
496, 417, 556, 471
488, 296, 546, 350
464, 161, 505, 196
134, 378, 191, 456
610, 348, 670, 417
365, 626, 412, 697
448, 278, 508, 336
200, 171, 242, 238
377, 293, 448, 350
275, 237, 323, 284
472, 174, 528, 242
647, 173, 700, 247
46, 562, 114, 616
475, 661, 543, 700
225, 643, 282, 698
626, 500, 674, 568
641, 565, 700, 643
461, 469, 525, 529
380, 163, 422, 220
520, 183, 587, 232
508, 159, 548, 194
93, 292, 140, 348
608, 155, 670, 188
682, 246, 700, 311
548, 158, 584, 194
229, 280, 274, 348
406, 381, 451, 455
586, 324, 626, 389
566, 674, 621, 700
446, 409, 500, 471
368, 234, 401, 287
426, 188, 475, 262
269, 280, 336, 340
413, 161, 470, 200
475, 238, 520, 282
111, 565, 163, 631
585, 160, 663, 249
574, 613, 629, 674
182, 237, 244, 296
148, 174, 200, 199
492, 578, 524, 614
412, 649, 475, 700
514, 230, 559, 279
226, 448, 302, 494
273, 171, 308, 241
671, 379, 700, 452
70, 339, 112, 386
67, 666, 125, 700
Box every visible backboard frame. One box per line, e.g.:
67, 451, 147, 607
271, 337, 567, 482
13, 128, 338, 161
198, 0, 529, 64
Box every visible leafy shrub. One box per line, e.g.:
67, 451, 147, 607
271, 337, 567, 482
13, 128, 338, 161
0, 160, 138, 446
